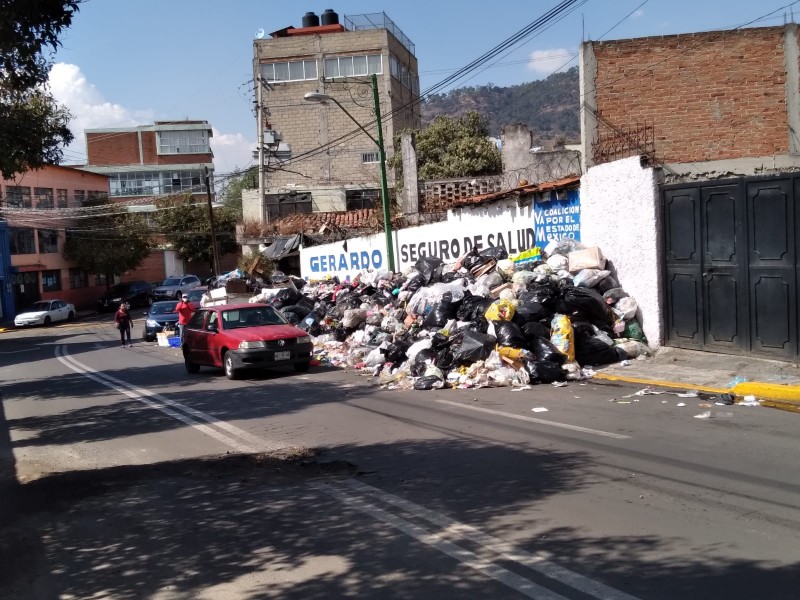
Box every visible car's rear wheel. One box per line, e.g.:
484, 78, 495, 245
223, 351, 240, 380
184, 348, 200, 374
44, 316, 52, 326
67, 311, 75, 321
294, 360, 311, 373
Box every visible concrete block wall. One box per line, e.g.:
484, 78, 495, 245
580, 156, 663, 348
583, 26, 795, 166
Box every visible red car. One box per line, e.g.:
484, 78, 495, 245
182, 303, 314, 379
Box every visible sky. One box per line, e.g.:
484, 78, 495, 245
48, 0, 800, 176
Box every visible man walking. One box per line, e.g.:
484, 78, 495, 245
175, 294, 195, 343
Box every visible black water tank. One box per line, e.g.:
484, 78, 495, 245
320, 9, 339, 26
302, 11, 319, 28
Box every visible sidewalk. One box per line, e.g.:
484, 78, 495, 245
594, 347, 800, 412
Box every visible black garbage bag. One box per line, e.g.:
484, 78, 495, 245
461, 248, 482, 271
468, 315, 490, 334
571, 320, 596, 342
480, 246, 509, 260
326, 303, 344, 320
530, 335, 566, 364
457, 294, 493, 321
521, 321, 551, 342
525, 283, 560, 311
561, 287, 610, 325
436, 346, 456, 372
289, 275, 307, 290
493, 320, 528, 349
453, 330, 497, 365
596, 274, 620, 294
405, 275, 425, 293
575, 336, 625, 366
283, 312, 300, 324
381, 341, 411, 364
513, 299, 549, 324
415, 256, 444, 285
525, 360, 565, 384
412, 348, 439, 376
414, 375, 445, 391
422, 292, 459, 329
296, 295, 316, 311
333, 327, 353, 342
282, 304, 311, 321
440, 271, 460, 283
299, 311, 320, 332
272, 287, 301, 309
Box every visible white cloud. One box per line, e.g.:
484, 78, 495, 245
633, 9, 645, 18
48, 63, 153, 164
47, 63, 255, 174
526, 48, 572, 76
210, 128, 255, 175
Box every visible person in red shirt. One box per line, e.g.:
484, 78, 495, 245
114, 303, 134, 347
175, 294, 195, 342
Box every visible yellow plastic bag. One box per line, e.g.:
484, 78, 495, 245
510, 247, 542, 264
550, 313, 575, 362
484, 299, 516, 321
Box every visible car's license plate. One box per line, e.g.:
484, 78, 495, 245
274, 351, 291, 361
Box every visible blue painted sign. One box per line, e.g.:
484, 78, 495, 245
533, 189, 580, 248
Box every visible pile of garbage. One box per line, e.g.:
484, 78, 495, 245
258, 238, 650, 391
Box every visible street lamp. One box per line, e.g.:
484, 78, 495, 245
303, 73, 395, 273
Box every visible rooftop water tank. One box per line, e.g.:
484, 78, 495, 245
320, 9, 339, 26
302, 12, 319, 28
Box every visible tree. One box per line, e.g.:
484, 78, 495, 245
0, 0, 82, 176
217, 166, 258, 218
154, 195, 240, 271
62, 197, 154, 285
391, 111, 501, 181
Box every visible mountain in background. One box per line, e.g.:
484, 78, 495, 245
421, 66, 579, 144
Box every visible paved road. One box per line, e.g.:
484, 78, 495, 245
1, 318, 798, 599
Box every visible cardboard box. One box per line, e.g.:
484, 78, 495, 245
490, 282, 514, 299
568, 247, 606, 272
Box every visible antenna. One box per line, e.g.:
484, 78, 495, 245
255, 28, 265, 39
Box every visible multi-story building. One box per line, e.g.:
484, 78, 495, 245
250, 10, 421, 222
81, 120, 218, 280
0, 165, 110, 314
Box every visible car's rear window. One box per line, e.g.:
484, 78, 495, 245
221, 306, 287, 329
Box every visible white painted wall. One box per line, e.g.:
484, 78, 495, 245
580, 156, 662, 347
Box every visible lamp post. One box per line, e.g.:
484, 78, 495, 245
303, 74, 395, 273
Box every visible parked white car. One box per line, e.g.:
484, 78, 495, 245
14, 299, 75, 327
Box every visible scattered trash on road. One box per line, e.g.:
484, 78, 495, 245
694, 411, 712, 419
532, 407, 549, 412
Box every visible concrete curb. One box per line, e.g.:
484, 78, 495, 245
593, 372, 800, 412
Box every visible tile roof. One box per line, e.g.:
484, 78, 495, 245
449, 174, 581, 209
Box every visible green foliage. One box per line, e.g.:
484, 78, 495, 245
217, 166, 258, 218
154, 195, 240, 269
62, 196, 154, 282
422, 67, 580, 141
0, 0, 82, 176
392, 111, 501, 181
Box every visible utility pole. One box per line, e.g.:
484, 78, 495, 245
204, 166, 220, 277
257, 74, 266, 223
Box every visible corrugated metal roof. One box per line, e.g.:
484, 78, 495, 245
448, 174, 581, 209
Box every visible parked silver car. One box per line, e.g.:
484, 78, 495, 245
151, 275, 201, 301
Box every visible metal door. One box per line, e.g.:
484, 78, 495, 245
12, 272, 40, 312
663, 175, 799, 359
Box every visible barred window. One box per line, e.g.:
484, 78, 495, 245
42, 269, 62, 292
57, 189, 68, 208
361, 152, 380, 164
7, 186, 32, 208
9, 228, 35, 254
69, 268, 88, 289
34, 187, 54, 209
94, 273, 108, 287
38, 229, 59, 253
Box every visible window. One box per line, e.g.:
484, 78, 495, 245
57, 189, 68, 208
157, 130, 210, 155
346, 190, 378, 211
263, 192, 312, 222
69, 268, 88, 289
74, 190, 86, 206
108, 170, 203, 197
9, 228, 35, 254
34, 187, 54, 209
261, 59, 317, 82
94, 273, 108, 287
389, 54, 419, 94
7, 186, 32, 208
324, 54, 382, 79
38, 229, 59, 253
361, 151, 380, 164
42, 270, 62, 292
88, 191, 108, 202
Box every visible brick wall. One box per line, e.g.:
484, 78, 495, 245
591, 26, 790, 163
86, 131, 141, 165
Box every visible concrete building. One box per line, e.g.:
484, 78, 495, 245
0, 165, 110, 314
250, 10, 420, 224
579, 24, 800, 360
81, 120, 218, 281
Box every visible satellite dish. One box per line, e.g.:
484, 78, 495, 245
255, 28, 265, 39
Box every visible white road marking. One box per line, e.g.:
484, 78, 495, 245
0, 348, 37, 354
55, 346, 283, 453
338, 479, 643, 600
313, 482, 570, 600
435, 398, 632, 440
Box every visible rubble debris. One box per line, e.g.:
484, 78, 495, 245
220, 237, 654, 392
